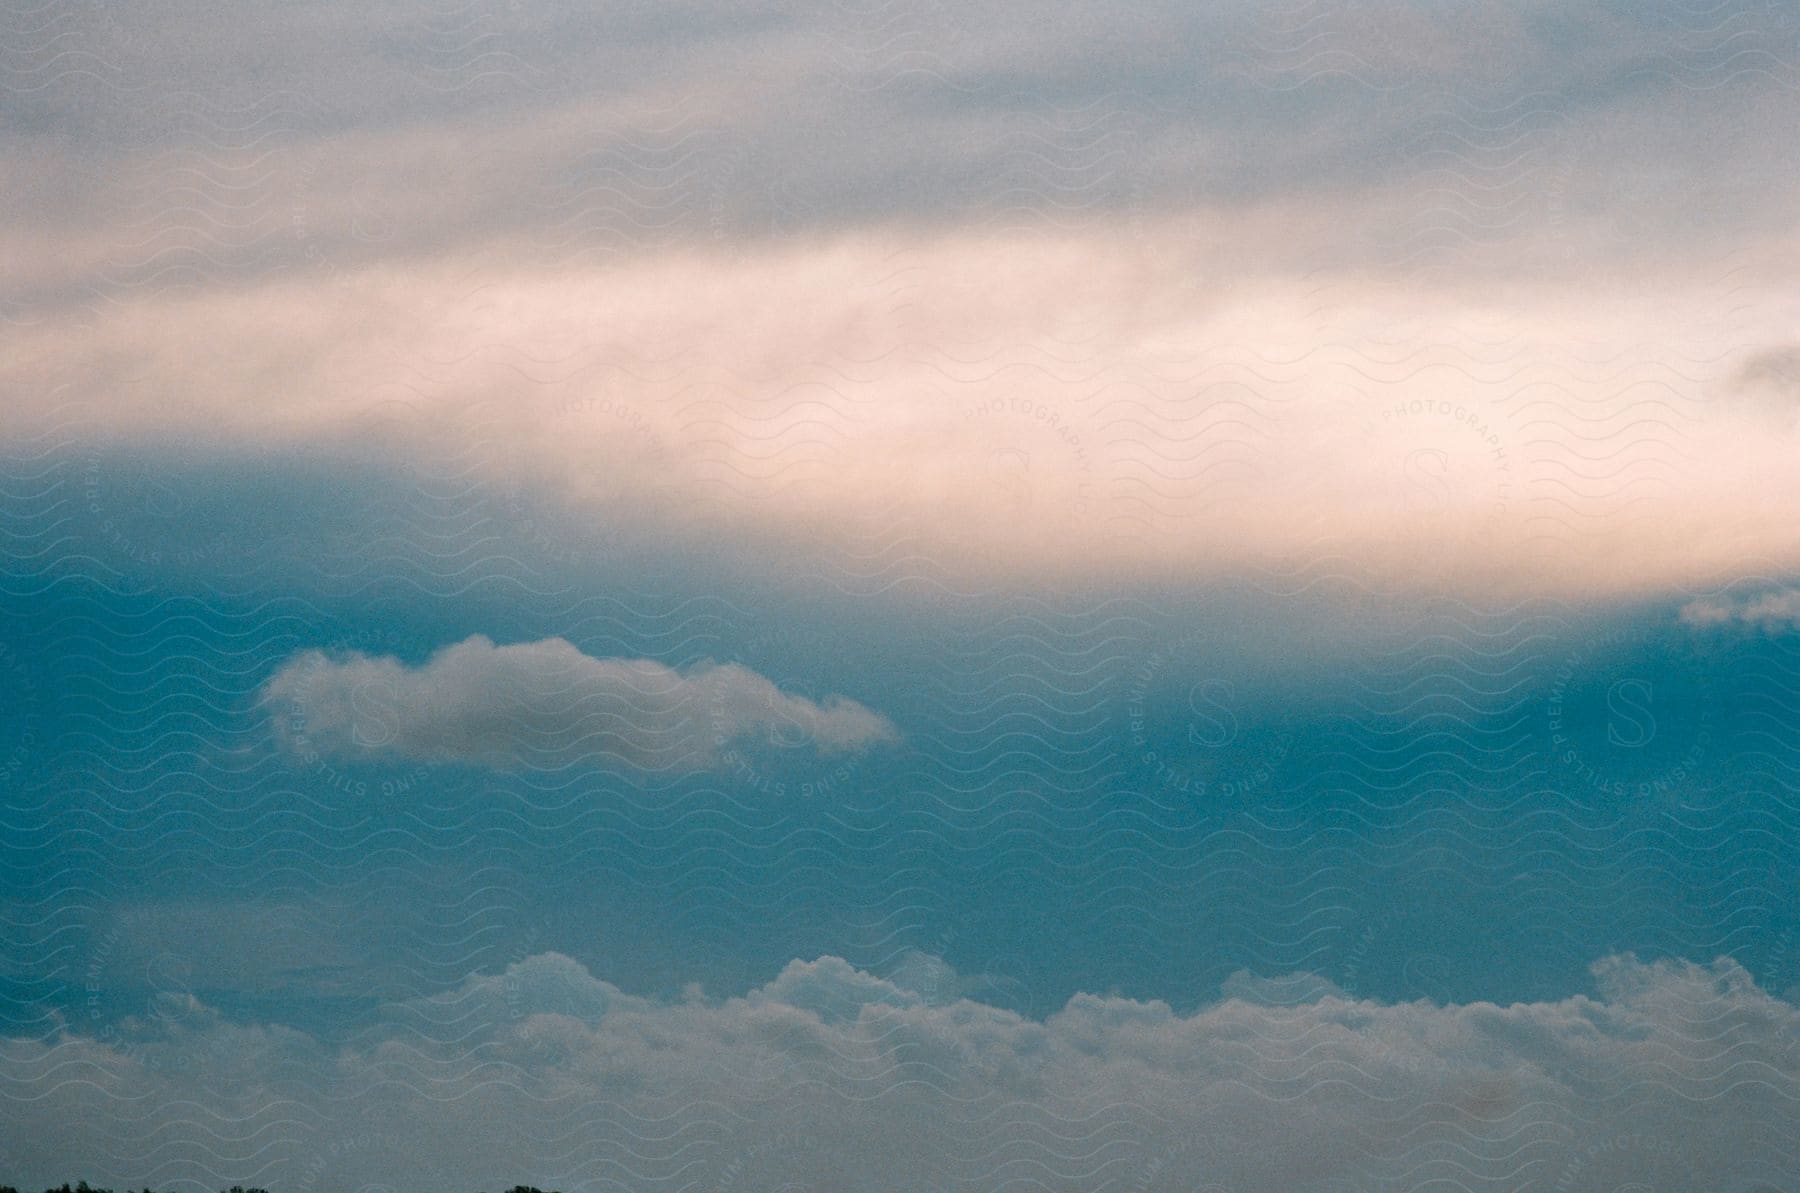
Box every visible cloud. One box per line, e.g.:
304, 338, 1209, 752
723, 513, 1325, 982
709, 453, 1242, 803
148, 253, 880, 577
8, 0, 1800, 601
262, 634, 899, 773
15, 226, 1800, 600
1735, 347, 1800, 396
1727, 346, 1800, 430
7, 0, 1795, 271
4, 951, 1795, 1191
1681, 587, 1800, 631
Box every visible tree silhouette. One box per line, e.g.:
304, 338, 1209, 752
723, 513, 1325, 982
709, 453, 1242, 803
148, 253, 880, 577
4, 1182, 557, 1193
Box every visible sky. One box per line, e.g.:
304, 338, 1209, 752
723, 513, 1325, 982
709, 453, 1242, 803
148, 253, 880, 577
2, 1, 1799, 1190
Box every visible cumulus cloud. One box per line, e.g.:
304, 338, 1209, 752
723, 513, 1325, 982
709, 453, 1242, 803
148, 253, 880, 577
262, 635, 898, 772
3, 951, 1795, 1191
1681, 587, 1800, 631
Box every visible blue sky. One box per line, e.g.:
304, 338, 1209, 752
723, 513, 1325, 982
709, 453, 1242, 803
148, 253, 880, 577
3, 1, 1800, 1190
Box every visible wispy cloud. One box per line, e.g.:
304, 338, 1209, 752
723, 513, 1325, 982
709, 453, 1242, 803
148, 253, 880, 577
11, 227, 1800, 598
1680, 587, 1800, 631
7, 1, 1800, 600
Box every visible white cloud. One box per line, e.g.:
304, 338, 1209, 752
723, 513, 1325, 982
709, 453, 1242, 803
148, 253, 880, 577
3, 951, 1795, 1191
1680, 587, 1800, 631
9, 2, 1800, 604
12, 227, 1800, 601
262, 634, 898, 773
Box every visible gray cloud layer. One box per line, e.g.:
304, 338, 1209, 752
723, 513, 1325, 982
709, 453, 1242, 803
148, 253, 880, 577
8, 0, 1798, 301
263, 635, 898, 772
4, 951, 1795, 1191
